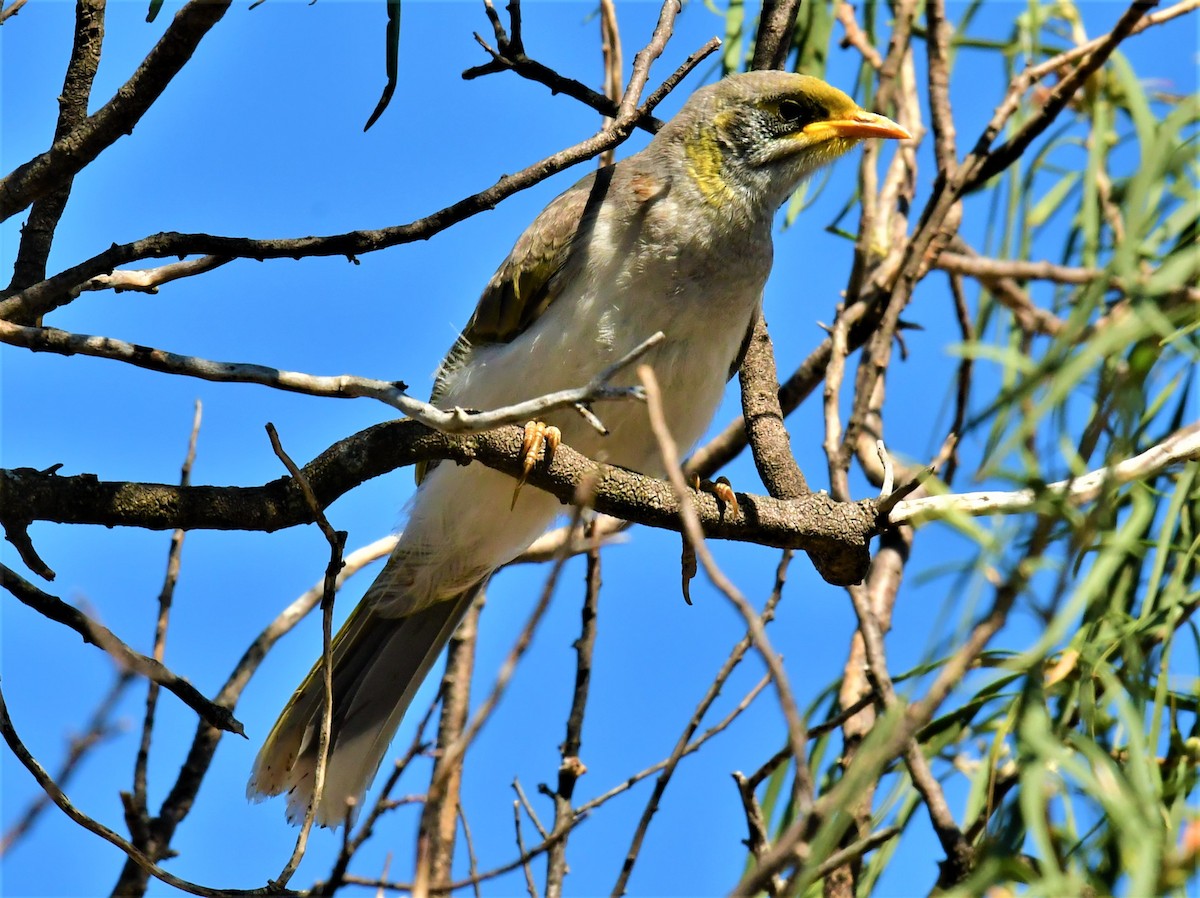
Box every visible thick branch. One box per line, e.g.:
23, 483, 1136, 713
0, 420, 877, 584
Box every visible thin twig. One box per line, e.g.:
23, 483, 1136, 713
891, 422, 1200, 525
0, 4, 721, 324
0, 683, 292, 898
266, 423, 347, 890
0, 0, 232, 223
0, 666, 133, 857
6, 0, 105, 294
513, 802, 539, 898
0, 318, 659, 435
617, 368, 812, 894
545, 524, 601, 897
0, 564, 243, 735
82, 255, 232, 294
129, 400, 202, 847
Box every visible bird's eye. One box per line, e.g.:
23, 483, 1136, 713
777, 98, 821, 129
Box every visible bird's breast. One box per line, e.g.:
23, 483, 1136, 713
440, 203, 770, 471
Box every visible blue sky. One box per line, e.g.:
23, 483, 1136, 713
2, 2, 1196, 896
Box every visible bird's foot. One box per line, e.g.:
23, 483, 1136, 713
693, 474, 740, 517
512, 421, 561, 509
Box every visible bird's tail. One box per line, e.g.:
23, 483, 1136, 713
247, 575, 481, 827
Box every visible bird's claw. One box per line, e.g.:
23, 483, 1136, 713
512, 421, 561, 509
693, 474, 740, 517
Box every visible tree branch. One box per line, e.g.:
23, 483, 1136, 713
0, 564, 244, 736
0, 0, 231, 223
0, 420, 879, 580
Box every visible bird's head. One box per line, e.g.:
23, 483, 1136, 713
663, 71, 911, 216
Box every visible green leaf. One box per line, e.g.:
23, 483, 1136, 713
1027, 171, 1080, 228
364, 0, 402, 132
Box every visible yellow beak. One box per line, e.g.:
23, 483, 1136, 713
804, 111, 912, 142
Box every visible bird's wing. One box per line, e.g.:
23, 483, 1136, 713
430, 168, 610, 407
728, 313, 759, 382
417, 168, 610, 485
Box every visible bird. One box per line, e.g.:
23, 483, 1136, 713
247, 71, 910, 826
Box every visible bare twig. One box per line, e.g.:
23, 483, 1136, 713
464, 0, 661, 134
0, 684, 291, 898
0, 28, 712, 324
739, 312, 809, 499
425, 503, 590, 816
7, 0, 105, 294
823, 304, 852, 503
545, 526, 602, 898
835, 2, 882, 68
892, 422, 1200, 525
512, 800, 540, 898
81, 256, 232, 294
0, 0, 30, 25
598, 0, 623, 168
0, 0, 232, 223
414, 596, 482, 896
0, 666, 133, 857
924, 0, 957, 176
617, 368, 812, 894
969, 1, 1159, 189
266, 424, 347, 890
315, 700, 436, 896
0, 318, 659, 435
128, 401, 202, 849
0, 564, 242, 735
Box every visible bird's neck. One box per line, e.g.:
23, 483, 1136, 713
658, 126, 798, 229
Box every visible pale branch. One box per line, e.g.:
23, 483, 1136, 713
937, 251, 1107, 286
1021, 0, 1197, 86
611, 0, 681, 122
890, 422, 1200, 525
622, 366, 813, 894
0, 318, 660, 435
0, 0, 30, 25
835, 1, 882, 68
598, 0, 624, 168
82, 255, 232, 294
0, 564, 243, 736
